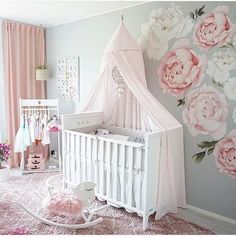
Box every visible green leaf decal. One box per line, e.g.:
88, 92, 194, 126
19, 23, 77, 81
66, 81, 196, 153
192, 151, 206, 164
220, 42, 236, 52
212, 78, 224, 88
207, 148, 214, 155
194, 140, 218, 164
190, 5, 205, 21
198, 5, 205, 16
199, 5, 205, 11
190, 12, 195, 20
197, 140, 218, 149
177, 98, 185, 107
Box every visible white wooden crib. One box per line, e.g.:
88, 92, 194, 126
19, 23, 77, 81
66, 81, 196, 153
61, 112, 161, 230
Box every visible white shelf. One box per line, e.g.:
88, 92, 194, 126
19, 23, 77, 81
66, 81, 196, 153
23, 169, 60, 174
23, 168, 60, 174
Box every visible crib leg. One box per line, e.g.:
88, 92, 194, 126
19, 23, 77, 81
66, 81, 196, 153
143, 214, 149, 230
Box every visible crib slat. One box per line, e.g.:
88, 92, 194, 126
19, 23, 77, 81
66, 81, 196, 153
87, 137, 92, 181
64, 131, 67, 176
106, 141, 111, 197
62, 131, 66, 176
62, 131, 66, 175
66, 132, 71, 182
75, 134, 81, 184
120, 144, 125, 203
81, 135, 86, 182
71, 134, 76, 184
113, 143, 118, 200
99, 140, 104, 194
127, 146, 133, 206
136, 148, 142, 210
93, 138, 98, 192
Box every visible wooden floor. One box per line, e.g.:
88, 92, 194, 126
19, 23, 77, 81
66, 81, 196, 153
8, 168, 236, 234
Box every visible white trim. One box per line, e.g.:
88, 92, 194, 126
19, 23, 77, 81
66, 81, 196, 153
186, 204, 236, 226
48, 2, 149, 28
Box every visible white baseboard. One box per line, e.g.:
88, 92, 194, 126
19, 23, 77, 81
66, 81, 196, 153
186, 204, 236, 226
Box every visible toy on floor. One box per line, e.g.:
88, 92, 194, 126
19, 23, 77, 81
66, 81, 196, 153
20, 174, 108, 229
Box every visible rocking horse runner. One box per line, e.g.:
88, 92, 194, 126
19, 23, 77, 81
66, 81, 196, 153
20, 174, 109, 229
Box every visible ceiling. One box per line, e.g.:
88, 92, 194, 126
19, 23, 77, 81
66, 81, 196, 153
0, 1, 146, 28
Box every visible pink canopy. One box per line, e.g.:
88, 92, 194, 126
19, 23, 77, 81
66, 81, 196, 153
81, 22, 186, 219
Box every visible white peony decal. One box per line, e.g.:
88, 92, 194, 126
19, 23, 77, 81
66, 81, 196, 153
206, 50, 236, 86
224, 77, 236, 101
138, 4, 194, 60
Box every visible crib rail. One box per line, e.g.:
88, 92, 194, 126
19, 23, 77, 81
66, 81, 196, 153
62, 129, 146, 214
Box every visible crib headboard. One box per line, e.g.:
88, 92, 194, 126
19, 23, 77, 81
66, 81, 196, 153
61, 112, 103, 130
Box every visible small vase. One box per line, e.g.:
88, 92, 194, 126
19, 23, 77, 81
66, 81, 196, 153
0, 165, 10, 182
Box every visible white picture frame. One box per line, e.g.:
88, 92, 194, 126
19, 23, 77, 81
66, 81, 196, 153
57, 56, 79, 101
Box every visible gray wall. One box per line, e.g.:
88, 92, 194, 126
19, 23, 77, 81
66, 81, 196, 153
46, 1, 236, 220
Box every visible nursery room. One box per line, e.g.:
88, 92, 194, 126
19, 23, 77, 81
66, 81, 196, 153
0, 0, 236, 236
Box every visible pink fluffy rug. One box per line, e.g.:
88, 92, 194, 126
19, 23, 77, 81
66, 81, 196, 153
0, 173, 214, 235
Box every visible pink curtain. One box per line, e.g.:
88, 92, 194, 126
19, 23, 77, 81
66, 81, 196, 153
2, 20, 46, 168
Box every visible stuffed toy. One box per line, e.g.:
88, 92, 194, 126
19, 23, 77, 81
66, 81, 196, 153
47, 115, 61, 132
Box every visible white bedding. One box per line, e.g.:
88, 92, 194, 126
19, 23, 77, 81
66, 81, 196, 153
102, 134, 129, 141
95, 128, 144, 144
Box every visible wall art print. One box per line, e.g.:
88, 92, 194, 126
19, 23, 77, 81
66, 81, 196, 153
140, 4, 236, 179
57, 56, 80, 102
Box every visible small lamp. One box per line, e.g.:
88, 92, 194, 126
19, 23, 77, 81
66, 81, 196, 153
36, 65, 49, 81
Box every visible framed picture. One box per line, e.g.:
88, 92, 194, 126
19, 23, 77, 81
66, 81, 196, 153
57, 56, 79, 101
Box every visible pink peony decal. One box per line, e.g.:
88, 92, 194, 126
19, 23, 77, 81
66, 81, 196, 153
213, 129, 236, 179
158, 38, 206, 97
193, 5, 236, 50
183, 84, 228, 140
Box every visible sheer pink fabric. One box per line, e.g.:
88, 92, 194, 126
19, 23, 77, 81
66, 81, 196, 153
2, 20, 46, 168
80, 22, 186, 219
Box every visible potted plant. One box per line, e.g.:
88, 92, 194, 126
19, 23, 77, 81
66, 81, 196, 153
36, 65, 49, 81
0, 142, 11, 182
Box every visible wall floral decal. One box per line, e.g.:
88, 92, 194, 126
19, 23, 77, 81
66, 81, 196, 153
158, 38, 206, 97
138, 4, 194, 60
182, 84, 228, 140
193, 6, 236, 51
140, 4, 236, 179
213, 129, 236, 179
224, 78, 236, 101
206, 49, 236, 87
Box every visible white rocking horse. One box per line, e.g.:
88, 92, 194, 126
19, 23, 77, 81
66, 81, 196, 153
20, 174, 108, 229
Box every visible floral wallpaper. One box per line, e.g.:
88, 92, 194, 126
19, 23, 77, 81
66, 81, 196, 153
138, 4, 236, 179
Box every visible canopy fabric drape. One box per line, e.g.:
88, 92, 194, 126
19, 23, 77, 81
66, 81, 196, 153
2, 20, 46, 168
80, 22, 186, 219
